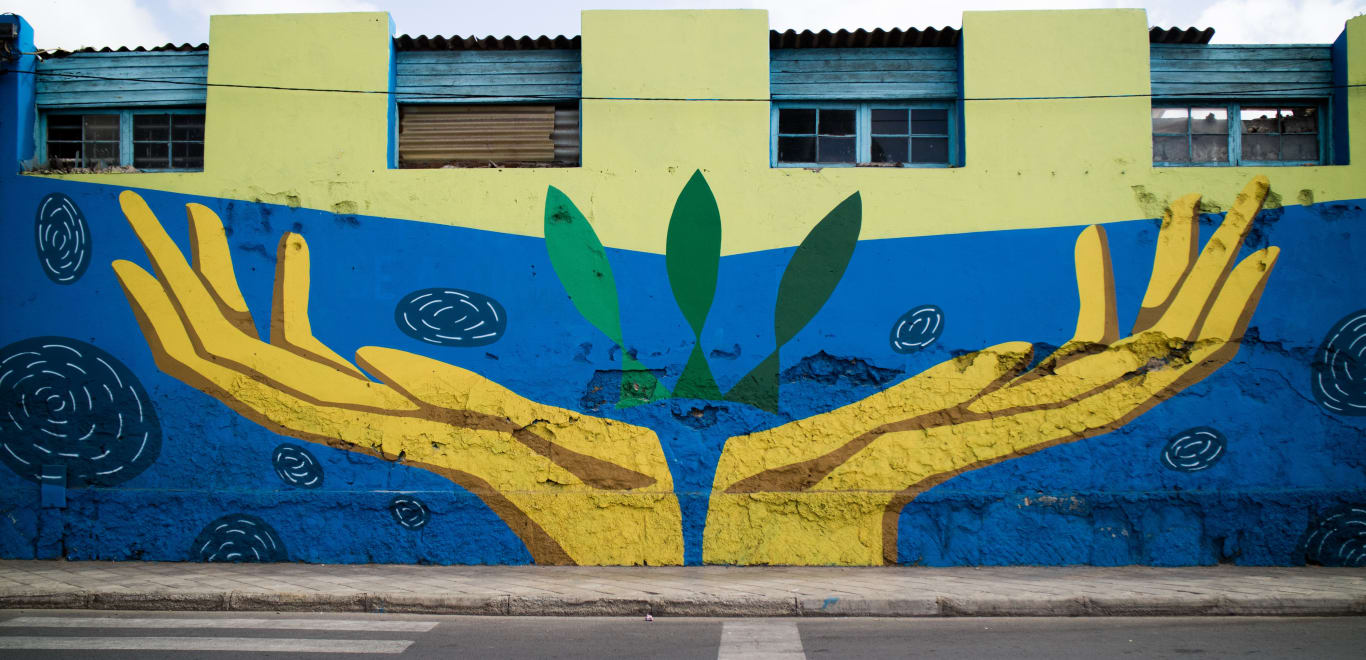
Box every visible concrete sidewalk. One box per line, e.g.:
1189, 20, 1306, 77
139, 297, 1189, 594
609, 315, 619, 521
2, 561, 1364, 617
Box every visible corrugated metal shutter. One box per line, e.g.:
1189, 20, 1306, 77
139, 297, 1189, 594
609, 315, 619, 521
1150, 45, 1333, 98
398, 104, 579, 166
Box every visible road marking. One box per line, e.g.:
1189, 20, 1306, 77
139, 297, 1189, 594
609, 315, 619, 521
718, 620, 806, 660
0, 636, 413, 654
1, 616, 439, 632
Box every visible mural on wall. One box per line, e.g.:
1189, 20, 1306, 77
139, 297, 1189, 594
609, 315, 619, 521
98, 172, 1291, 566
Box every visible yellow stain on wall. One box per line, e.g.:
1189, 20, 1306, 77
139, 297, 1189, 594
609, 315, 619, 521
34, 10, 1366, 256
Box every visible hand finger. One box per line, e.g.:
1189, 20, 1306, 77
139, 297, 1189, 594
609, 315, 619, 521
186, 203, 258, 338
716, 341, 1034, 493
1197, 246, 1279, 342
1071, 225, 1119, 344
118, 191, 412, 412
115, 259, 563, 484
1132, 193, 1200, 334
271, 232, 368, 379
1149, 176, 1269, 340
355, 345, 669, 491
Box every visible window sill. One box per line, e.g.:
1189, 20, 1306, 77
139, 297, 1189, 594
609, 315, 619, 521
398, 161, 580, 169
773, 162, 957, 169
1153, 161, 1324, 167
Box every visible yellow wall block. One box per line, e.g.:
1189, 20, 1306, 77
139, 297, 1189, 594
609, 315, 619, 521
31, 10, 1366, 256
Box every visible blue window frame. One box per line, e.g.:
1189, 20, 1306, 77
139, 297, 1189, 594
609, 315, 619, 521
38, 108, 205, 171
1152, 101, 1326, 166
771, 101, 958, 168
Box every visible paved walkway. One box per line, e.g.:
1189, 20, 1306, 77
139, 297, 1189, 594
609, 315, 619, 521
2, 561, 1364, 617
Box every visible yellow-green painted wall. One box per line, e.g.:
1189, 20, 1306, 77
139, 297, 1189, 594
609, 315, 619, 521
32, 9, 1366, 255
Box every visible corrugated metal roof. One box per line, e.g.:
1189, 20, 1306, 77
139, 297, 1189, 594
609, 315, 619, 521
1149, 27, 1215, 44
394, 34, 581, 51
40, 42, 207, 60
37, 24, 1217, 59
770, 27, 958, 48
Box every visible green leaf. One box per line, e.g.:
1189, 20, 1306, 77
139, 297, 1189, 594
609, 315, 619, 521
544, 186, 669, 407
544, 186, 623, 345
666, 170, 723, 399
773, 193, 862, 346
674, 344, 723, 400
725, 351, 779, 412
666, 170, 722, 336
724, 192, 862, 412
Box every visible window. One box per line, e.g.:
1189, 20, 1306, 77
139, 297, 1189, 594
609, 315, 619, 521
772, 102, 956, 167
397, 104, 580, 168
1152, 102, 1324, 166
42, 109, 205, 171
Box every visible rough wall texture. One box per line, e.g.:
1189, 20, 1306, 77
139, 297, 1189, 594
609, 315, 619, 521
1, 10, 1364, 566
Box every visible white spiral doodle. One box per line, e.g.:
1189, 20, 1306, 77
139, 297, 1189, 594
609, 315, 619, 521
394, 288, 507, 347
890, 305, 945, 353
34, 192, 91, 284
389, 495, 430, 530
1311, 310, 1366, 416
1303, 505, 1366, 567
191, 514, 288, 562
1159, 427, 1226, 472
272, 443, 323, 488
0, 337, 160, 487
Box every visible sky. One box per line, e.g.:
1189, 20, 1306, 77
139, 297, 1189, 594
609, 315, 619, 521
5, 0, 1365, 51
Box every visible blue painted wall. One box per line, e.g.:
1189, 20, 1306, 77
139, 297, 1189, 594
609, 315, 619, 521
1, 172, 1363, 565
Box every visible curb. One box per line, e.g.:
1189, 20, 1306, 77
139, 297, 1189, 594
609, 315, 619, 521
3, 591, 1365, 617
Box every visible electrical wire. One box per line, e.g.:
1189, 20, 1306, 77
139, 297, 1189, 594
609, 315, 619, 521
9, 68, 1365, 102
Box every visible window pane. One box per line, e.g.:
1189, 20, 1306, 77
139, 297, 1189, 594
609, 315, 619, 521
171, 114, 206, 141
133, 141, 169, 168
47, 140, 81, 167
1153, 136, 1189, 163
1152, 107, 1188, 134
1190, 108, 1227, 135
871, 109, 907, 135
911, 137, 949, 163
910, 109, 948, 135
86, 140, 119, 164
777, 136, 816, 162
133, 114, 170, 141
1240, 108, 1278, 134
871, 136, 908, 163
172, 141, 204, 169
778, 108, 816, 134
819, 110, 855, 136
83, 115, 119, 141
1191, 135, 1228, 162
1281, 107, 1317, 134
1282, 134, 1318, 160
1241, 134, 1278, 161
47, 115, 82, 141
816, 136, 855, 162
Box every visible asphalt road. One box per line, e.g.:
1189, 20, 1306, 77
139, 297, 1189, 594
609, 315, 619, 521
1, 610, 1363, 659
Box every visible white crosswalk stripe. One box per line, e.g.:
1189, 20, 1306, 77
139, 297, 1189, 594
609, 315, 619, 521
1, 616, 438, 632
0, 636, 413, 653
0, 615, 437, 654
717, 620, 806, 660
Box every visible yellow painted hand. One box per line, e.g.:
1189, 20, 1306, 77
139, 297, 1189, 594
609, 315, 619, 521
111, 191, 682, 565
704, 177, 1279, 565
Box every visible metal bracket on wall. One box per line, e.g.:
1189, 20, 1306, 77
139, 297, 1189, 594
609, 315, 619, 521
40, 464, 66, 508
